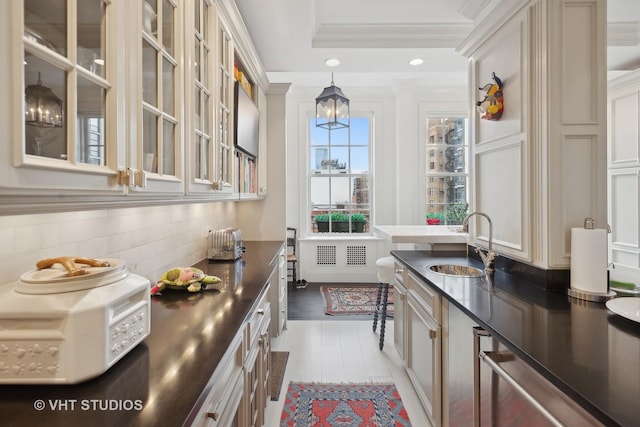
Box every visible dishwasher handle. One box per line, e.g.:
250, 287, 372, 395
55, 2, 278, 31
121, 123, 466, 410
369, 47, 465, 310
472, 326, 564, 427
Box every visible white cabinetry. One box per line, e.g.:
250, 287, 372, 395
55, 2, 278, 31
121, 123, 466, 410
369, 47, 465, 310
608, 70, 640, 281
242, 285, 271, 427
2, 0, 270, 214
271, 247, 287, 337
193, 332, 244, 427
190, 285, 271, 427
404, 270, 441, 427
392, 261, 407, 361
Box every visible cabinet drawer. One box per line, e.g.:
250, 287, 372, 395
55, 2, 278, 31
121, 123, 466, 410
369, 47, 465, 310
245, 285, 271, 360
192, 333, 243, 427
394, 261, 405, 285
406, 270, 441, 324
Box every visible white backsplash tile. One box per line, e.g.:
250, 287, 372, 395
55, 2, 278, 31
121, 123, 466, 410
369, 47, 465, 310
0, 202, 236, 285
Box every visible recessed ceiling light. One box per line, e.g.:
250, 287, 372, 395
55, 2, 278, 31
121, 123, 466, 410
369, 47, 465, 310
409, 58, 424, 66
325, 58, 340, 67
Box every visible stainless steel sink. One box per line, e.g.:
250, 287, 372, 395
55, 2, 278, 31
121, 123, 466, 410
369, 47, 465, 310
428, 264, 485, 277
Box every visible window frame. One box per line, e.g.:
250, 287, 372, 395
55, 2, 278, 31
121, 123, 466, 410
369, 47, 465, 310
304, 109, 375, 237
419, 105, 470, 226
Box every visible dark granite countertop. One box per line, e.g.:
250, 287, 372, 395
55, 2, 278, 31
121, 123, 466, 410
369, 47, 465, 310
0, 240, 283, 427
392, 250, 640, 427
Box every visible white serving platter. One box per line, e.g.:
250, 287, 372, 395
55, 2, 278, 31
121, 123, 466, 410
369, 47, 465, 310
606, 297, 640, 324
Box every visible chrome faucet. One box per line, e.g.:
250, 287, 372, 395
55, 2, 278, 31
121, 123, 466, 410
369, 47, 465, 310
462, 212, 495, 274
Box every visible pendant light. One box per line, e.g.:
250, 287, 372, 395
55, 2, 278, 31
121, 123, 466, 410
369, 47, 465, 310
315, 73, 349, 130
25, 72, 64, 128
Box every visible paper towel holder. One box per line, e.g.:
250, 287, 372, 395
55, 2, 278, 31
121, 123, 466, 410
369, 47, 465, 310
567, 218, 615, 303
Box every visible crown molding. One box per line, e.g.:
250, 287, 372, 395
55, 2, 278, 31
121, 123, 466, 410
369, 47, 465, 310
312, 22, 473, 48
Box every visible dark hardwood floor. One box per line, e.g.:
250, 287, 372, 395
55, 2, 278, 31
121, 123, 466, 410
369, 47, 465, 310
287, 282, 379, 321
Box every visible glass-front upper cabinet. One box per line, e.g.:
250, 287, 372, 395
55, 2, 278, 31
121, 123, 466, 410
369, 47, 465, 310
215, 14, 234, 194
185, 0, 216, 196
1, 0, 122, 209
131, 0, 184, 194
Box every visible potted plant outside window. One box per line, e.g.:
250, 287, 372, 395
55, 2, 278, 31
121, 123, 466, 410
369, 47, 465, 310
315, 212, 367, 233
350, 213, 367, 232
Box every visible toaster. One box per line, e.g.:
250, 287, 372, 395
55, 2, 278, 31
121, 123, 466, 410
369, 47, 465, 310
208, 228, 244, 260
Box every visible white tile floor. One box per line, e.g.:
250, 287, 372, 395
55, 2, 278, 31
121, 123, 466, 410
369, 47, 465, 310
264, 320, 431, 426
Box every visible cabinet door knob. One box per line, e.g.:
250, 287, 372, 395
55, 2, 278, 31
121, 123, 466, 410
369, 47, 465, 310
206, 411, 219, 420
257, 309, 265, 315
429, 329, 437, 339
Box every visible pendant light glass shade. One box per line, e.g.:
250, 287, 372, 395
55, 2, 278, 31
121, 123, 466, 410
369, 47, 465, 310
315, 74, 349, 130
25, 72, 63, 128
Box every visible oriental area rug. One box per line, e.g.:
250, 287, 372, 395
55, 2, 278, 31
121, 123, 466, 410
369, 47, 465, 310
321, 286, 394, 316
280, 382, 411, 426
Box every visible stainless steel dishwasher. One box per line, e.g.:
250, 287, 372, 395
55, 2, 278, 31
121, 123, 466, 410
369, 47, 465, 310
444, 300, 603, 427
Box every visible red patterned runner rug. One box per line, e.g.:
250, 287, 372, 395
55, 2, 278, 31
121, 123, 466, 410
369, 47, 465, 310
321, 286, 394, 316
280, 382, 411, 426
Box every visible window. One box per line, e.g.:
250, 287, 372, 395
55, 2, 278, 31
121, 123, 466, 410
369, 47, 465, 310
424, 117, 469, 225
309, 115, 371, 234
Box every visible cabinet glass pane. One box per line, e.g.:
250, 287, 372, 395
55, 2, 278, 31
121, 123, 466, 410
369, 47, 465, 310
24, 55, 67, 160
202, 46, 208, 87
162, 119, 175, 175
195, 135, 201, 179
24, 0, 67, 56
142, 0, 157, 36
203, 93, 209, 134
204, 137, 211, 181
142, 40, 157, 106
162, 57, 174, 114
194, 87, 201, 131
77, 0, 104, 78
219, 145, 230, 183
162, 0, 174, 55
143, 109, 158, 173
194, 38, 201, 82
219, 68, 226, 104
194, 0, 200, 33
76, 75, 105, 165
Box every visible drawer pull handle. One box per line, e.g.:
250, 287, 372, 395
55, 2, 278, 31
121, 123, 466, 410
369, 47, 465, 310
479, 350, 563, 427
206, 411, 219, 420
257, 309, 265, 315
429, 329, 437, 339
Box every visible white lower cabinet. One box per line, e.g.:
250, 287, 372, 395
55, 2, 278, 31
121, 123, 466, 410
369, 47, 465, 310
242, 286, 271, 427
396, 267, 442, 427
393, 262, 407, 361
191, 285, 271, 427
194, 332, 244, 427
271, 248, 287, 337
407, 291, 441, 427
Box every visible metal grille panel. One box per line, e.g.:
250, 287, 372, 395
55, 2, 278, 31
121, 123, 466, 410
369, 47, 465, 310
316, 245, 337, 265
346, 245, 367, 266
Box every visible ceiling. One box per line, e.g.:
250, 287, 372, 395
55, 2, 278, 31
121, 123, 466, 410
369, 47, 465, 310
235, 0, 640, 88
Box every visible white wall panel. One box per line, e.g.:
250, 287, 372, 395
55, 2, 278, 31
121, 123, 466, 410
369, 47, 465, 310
608, 70, 640, 284
610, 170, 639, 248
462, 0, 606, 270
562, 134, 599, 219
561, 2, 598, 124
475, 20, 524, 144
611, 92, 639, 164
476, 142, 523, 251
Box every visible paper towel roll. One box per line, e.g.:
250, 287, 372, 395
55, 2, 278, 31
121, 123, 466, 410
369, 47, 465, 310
570, 227, 608, 294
